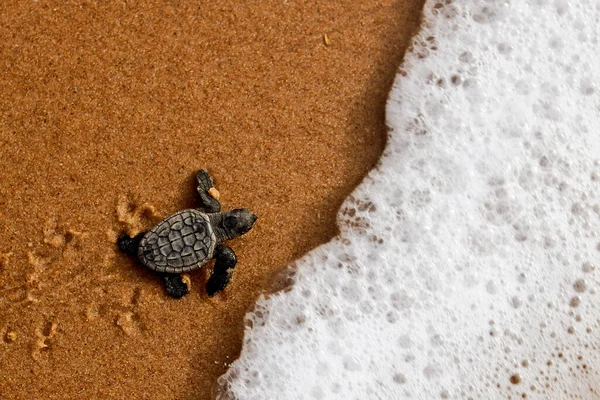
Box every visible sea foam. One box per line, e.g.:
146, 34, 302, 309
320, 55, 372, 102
219, 0, 600, 398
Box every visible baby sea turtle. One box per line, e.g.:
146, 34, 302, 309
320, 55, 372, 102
117, 170, 257, 298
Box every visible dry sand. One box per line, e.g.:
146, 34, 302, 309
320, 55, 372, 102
0, 1, 424, 398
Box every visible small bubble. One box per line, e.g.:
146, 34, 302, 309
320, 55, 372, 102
544, 236, 556, 249
574, 279, 587, 293
430, 334, 443, 347
386, 311, 399, 324
571, 203, 584, 215
580, 78, 596, 96
393, 372, 407, 384
570, 296, 581, 308
548, 36, 565, 50
582, 262, 595, 273
244, 370, 262, 388
311, 386, 326, 400
459, 51, 474, 63
497, 42, 513, 54
511, 296, 523, 308
331, 382, 342, 393
398, 335, 413, 349
423, 364, 442, 380
486, 280, 498, 294
554, 0, 569, 15
343, 356, 362, 372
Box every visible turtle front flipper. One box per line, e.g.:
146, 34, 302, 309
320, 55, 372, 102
206, 244, 237, 296
162, 274, 190, 298
196, 169, 221, 213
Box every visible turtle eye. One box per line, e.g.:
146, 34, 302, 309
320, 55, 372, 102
224, 216, 237, 230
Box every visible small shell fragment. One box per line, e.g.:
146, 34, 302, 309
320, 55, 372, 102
323, 34, 331, 46
208, 187, 220, 200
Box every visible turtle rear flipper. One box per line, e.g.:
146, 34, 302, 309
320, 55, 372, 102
163, 274, 190, 298
117, 232, 146, 256
196, 169, 221, 213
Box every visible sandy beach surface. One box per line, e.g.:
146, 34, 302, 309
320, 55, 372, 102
0, 1, 423, 398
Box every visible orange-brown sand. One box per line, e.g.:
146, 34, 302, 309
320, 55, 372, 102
0, 1, 424, 398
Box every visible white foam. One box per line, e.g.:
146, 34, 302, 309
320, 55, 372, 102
219, 0, 600, 398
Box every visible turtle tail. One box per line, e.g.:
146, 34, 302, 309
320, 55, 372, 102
117, 232, 145, 256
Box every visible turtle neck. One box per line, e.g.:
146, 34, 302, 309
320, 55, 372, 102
207, 212, 232, 242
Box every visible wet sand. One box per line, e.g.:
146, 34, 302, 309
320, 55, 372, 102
0, 1, 424, 398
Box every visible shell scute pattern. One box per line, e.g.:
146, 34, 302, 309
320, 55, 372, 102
157, 224, 170, 237
138, 210, 216, 273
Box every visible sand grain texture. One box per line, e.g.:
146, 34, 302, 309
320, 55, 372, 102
0, 1, 423, 398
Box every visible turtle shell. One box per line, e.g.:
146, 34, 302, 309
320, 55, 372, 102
138, 209, 216, 273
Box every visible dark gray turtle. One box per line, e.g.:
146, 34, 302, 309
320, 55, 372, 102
117, 170, 257, 298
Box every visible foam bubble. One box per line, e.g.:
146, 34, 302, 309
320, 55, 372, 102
218, 0, 600, 398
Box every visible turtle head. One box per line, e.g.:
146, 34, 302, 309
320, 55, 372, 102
219, 208, 257, 241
